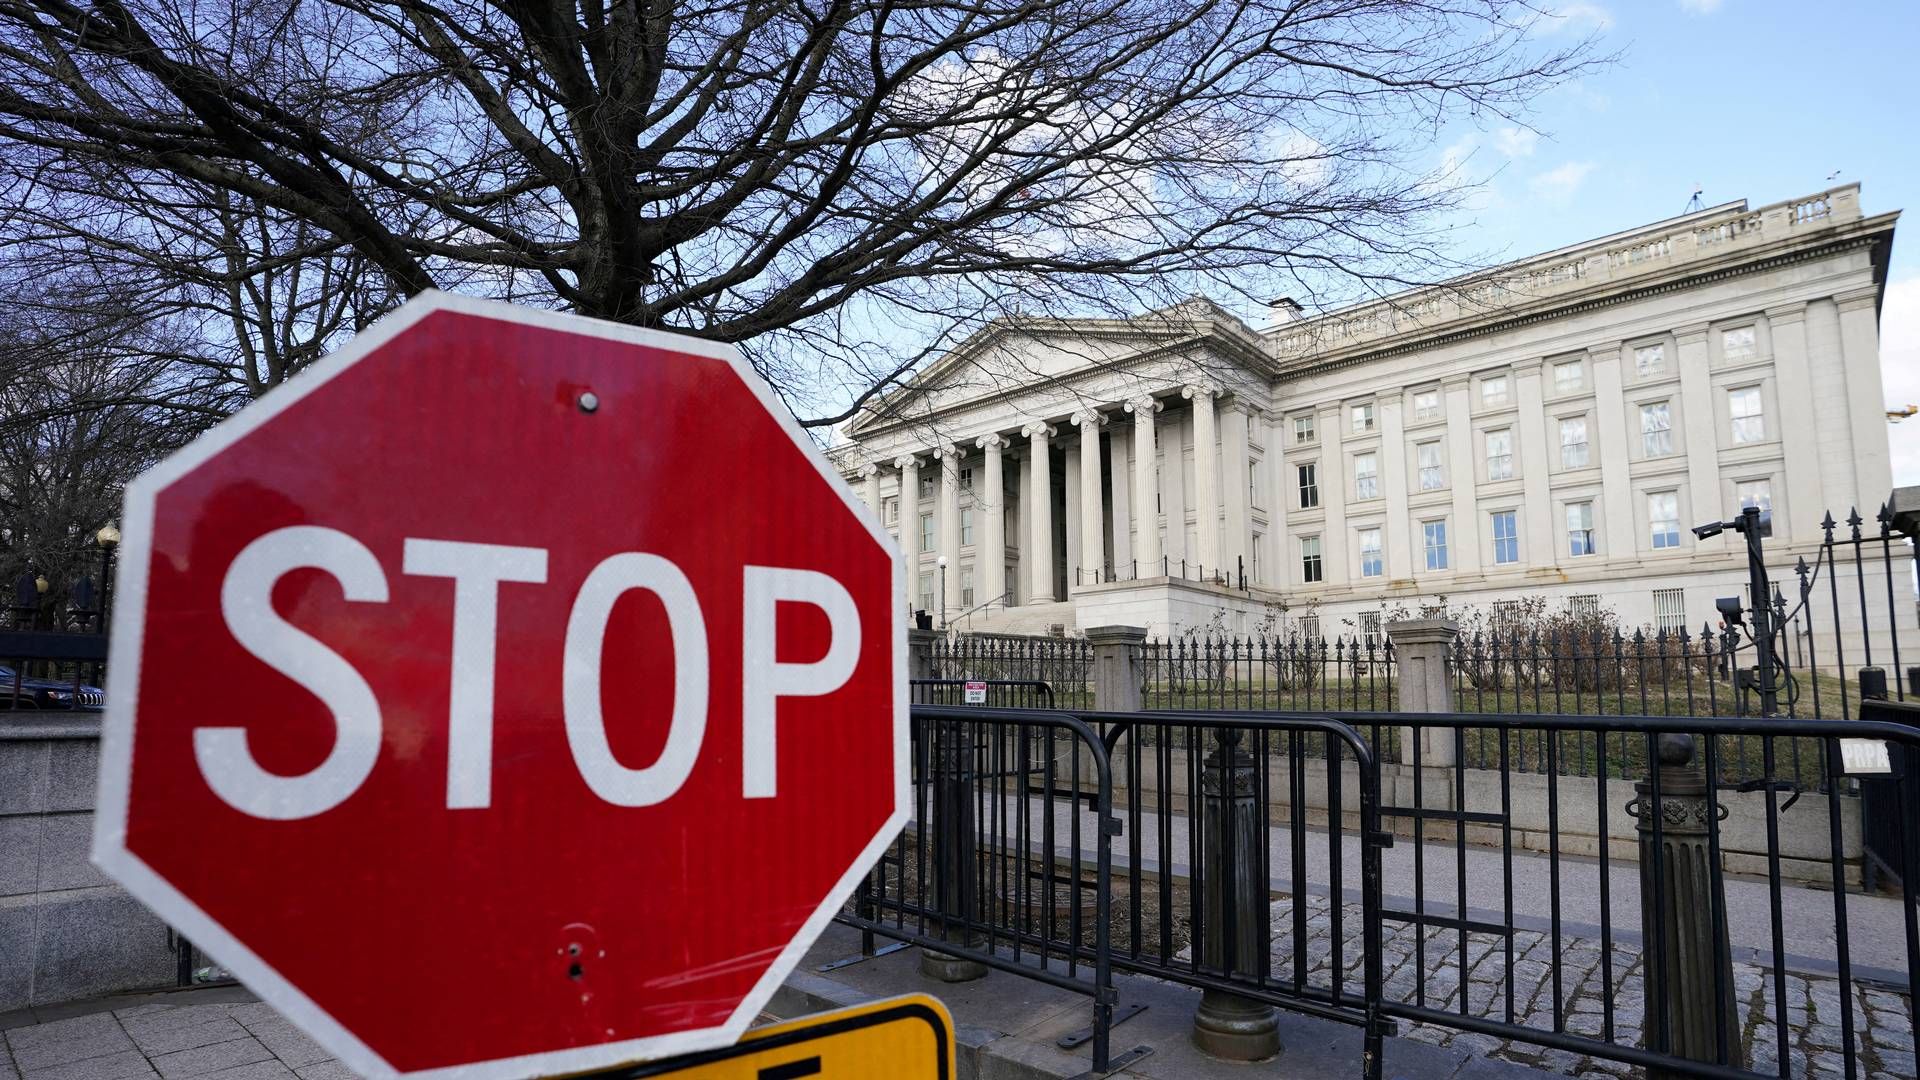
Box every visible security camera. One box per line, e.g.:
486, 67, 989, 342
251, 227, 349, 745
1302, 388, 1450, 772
1715, 596, 1745, 624
1692, 521, 1724, 540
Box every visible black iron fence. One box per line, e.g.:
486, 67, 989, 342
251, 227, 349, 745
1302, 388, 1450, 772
925, 631, 1092, 707
839, 701, 1920, 1080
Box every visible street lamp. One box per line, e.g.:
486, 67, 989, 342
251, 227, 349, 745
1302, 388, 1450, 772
96, 524, 120, 631
936, 555, 948, 629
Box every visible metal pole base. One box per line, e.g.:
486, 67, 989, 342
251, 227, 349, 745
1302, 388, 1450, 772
1191, 989, 1280, 1061
918, 947, 988, 982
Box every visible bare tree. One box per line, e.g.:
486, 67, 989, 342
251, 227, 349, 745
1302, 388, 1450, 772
0, 0, 1600, 424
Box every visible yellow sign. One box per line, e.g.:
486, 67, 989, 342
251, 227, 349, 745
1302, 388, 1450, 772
618, 995, 953, 1079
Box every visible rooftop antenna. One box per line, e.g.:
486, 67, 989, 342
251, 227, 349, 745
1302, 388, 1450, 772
1683, 183, 1704, 214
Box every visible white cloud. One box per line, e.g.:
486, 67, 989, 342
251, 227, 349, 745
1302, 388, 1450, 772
1678, 0, 1723, 12
1528, 161, 1596, 203
1494, 127, 1541, 160
1881, 276, 1920, 486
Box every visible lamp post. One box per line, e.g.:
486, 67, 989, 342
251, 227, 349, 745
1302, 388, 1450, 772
935, 555, 948, 630
96, 524, 121, 632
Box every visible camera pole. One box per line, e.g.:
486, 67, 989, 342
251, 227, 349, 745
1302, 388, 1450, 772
1739, 506, 1780, 717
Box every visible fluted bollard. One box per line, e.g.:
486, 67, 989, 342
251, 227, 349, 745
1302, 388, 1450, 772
1192, 725, 1280, 1060
1633, 733, 1741, 1077
921, 716, 988, 981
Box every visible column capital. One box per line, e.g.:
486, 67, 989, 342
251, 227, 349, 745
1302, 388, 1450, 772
1222, 397, 1259, 419
975, 432, 1008, 450
1020, 420, 1055, 439
1069, 408, 1107, 429
1586, 343, 1622, 362
1125, 395, 1163, 416
1765, 301, 1809, 323
1440, 373, 1471, 392
1510, 357, 1544, 375
933, 442, 962, 460
859, 463, 881, 479
1835, 286, 1879, 313
1673, 322, 1711, 343
1181, 382, 1220, 401
892, 453, 920, 470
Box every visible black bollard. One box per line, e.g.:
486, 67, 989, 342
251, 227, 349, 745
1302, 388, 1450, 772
1192, 726, 1280, 1060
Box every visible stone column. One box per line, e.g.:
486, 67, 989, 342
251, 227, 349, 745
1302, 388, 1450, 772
1064, 445, 1082, 587
1086, 625, 1146, 711
1767, 303, 1825, 540
895, 454, 921, 615
1381, 396, 1412, 579
1074, 410, 1108, 584
1128, 396, 1164, 571
1513, 360, 1555, 567
1186, 384, 1221, 572
1388, 618, 1457, 767
938, 445, 962, 622
1634, 735, 1741, 1077
1222, 402, 1253, 583
861, 464, 883, 523
1320, 404, 1349, 588
1838, 287, 1894, 507
1677, 325, 1720, 538
1806, 300, 1854, 520
1192, 724, 1280, 1061
1023, 422, 1056, 602
1591, 346, 1638, 559
1442, 376, 1480, 574
1261, 413, 1288, 586
1161, 409, 1189, 571
977, 434, 1008, 606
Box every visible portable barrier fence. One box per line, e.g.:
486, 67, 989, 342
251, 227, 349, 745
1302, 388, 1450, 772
837, 701, 1920, 1080
926, 632, 1093, 707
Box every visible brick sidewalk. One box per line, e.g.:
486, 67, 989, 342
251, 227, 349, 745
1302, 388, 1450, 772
1, 992, 350, 1080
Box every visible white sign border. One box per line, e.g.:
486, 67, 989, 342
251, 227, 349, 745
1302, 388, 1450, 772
91, 291, 912, 1080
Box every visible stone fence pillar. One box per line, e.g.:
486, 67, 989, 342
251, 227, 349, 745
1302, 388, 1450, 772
1386, 618, 1458, 768
908, 627, 940, 682
1086, 625, 1146, 712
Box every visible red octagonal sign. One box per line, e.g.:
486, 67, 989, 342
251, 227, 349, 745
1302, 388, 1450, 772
92, 294, 907, 1079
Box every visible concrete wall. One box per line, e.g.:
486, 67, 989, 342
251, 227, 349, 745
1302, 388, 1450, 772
1, 717, 179, 1011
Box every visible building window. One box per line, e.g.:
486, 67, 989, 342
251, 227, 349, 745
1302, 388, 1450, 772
1560, 416, 1589, 468
1359, 611, 1382, 649
1486, 429, 1514, 481
1493, 600, 1524, 631
959, 466, 974, 493
1722, 326, 1757, 361
1423, 520, 1449, 571
1417, 441, 1445, 491
1414, 390, 1440, 421
1300, 535, 1323, 583
1351, 403, 1375, 433
1737, 480, 1773, 512
961, 566, 975, 607
1649, 491, 1680, 549
1300, 615, 1322, 641
1554, 360, 1584, 395
1567, 501, 1595, 557
961, 508, 975, 546
1297, 462, 1320, 509
1359, 528, 1383, 578
1641, 401, 1673, 457
1251, 533, 1262, 581
1491, 511, 1519, 565
1730, 386, 1765, 444
920, 513, 935, 553
918, 571, 934, 614
1568, 594, 1600, 619
1294, 414, 1316, 444
1354, 453, 1378, 500
883, 496, 899, 525
1653, 588, 1687, 635
1249, 458, 1260, 509
1004, 563, 1017, 599
1481, 375, 1510, 408
919, 472, 935, 499
1635, 343, 1666, 377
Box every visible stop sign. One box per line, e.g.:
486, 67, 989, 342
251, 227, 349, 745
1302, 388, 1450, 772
92, 293, 907, 1079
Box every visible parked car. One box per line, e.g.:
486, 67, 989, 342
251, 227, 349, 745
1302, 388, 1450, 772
0, 665, 104, 710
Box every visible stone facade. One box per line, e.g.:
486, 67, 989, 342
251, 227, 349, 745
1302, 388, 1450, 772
832, 184, 1908, 645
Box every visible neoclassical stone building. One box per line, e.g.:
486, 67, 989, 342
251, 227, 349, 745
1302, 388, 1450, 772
830, 184, 1905, 643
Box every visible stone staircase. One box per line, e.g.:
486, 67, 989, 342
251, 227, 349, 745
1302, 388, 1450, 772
948, 600, 1076, 636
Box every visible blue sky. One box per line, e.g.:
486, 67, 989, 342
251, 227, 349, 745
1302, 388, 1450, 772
1396, 0, 1920, 488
